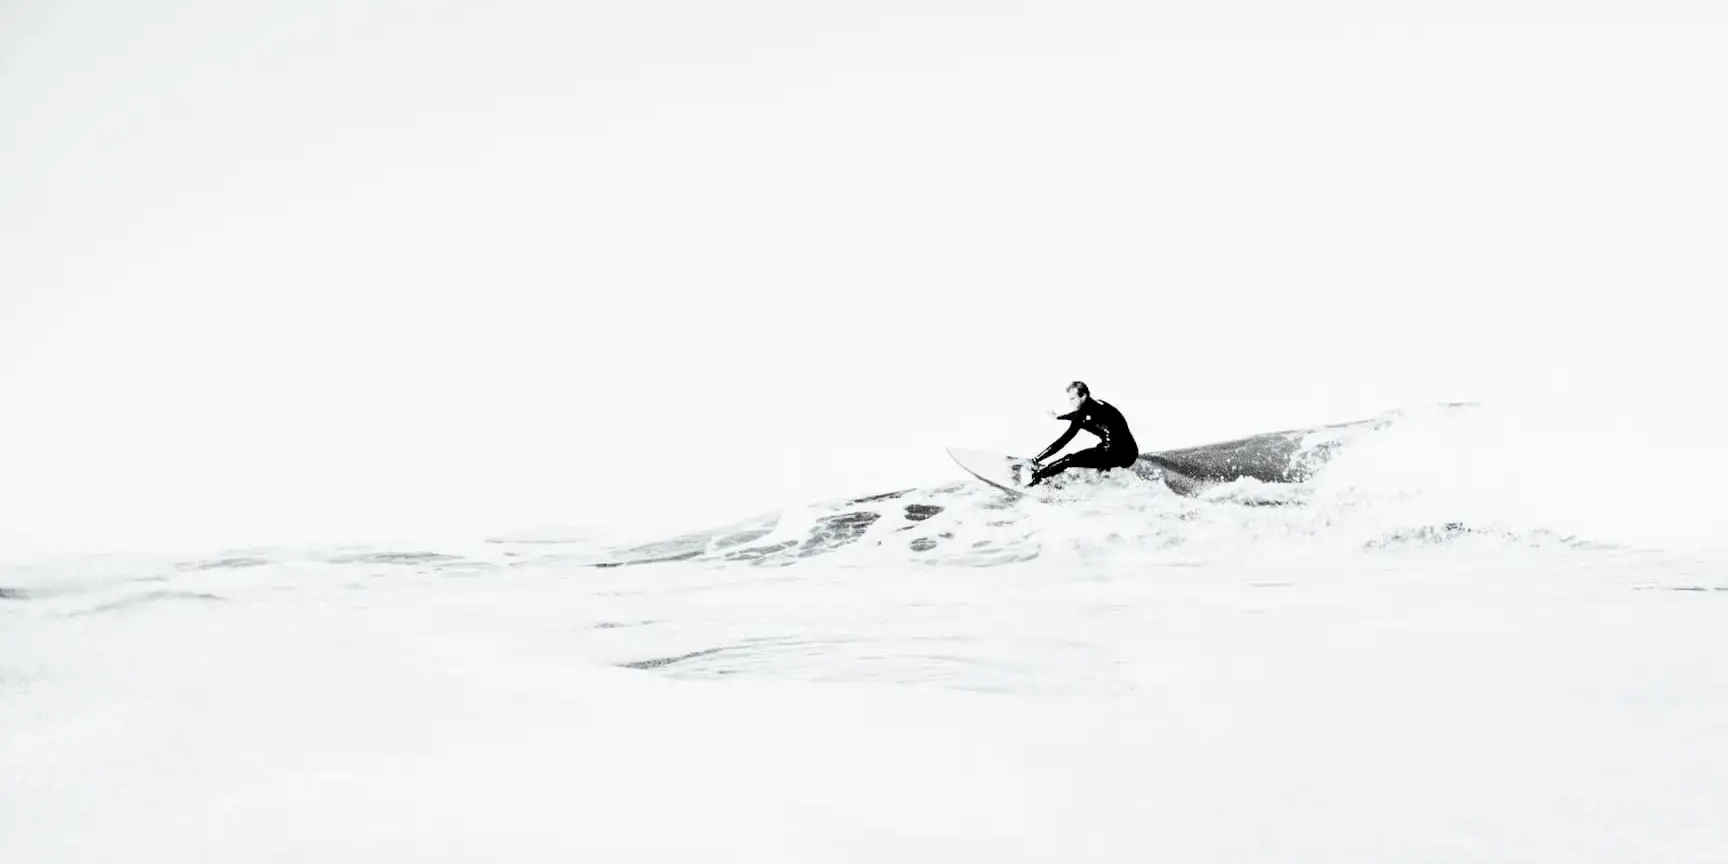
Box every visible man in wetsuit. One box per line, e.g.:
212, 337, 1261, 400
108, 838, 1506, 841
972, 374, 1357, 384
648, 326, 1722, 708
1027, 381, 1140, 486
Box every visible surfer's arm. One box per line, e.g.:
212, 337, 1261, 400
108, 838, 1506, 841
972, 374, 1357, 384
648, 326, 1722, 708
1032, 420, 1079, 464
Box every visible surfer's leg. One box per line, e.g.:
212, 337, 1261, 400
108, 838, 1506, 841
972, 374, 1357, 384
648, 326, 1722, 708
1030, 447, 1114, 485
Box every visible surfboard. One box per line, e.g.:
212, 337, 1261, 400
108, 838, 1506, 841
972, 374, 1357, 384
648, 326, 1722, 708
945, 448, 1049, 500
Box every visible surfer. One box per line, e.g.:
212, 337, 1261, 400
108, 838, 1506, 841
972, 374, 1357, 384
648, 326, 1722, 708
1027, 381, 1139, 486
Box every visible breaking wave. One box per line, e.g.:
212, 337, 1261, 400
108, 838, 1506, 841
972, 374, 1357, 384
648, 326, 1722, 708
8, 401, 1718, 593
558, 401, 1728, 568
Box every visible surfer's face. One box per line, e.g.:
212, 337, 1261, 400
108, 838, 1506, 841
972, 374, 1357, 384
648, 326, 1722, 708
1065, 387, 1083, 408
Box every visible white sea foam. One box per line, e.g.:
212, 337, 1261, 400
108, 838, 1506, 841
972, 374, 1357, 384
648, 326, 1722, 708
4, 521, 1726, 862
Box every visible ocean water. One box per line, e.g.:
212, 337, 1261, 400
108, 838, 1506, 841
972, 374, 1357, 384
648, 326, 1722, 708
6, 1, 1728, 860
4, 400, 1726, 862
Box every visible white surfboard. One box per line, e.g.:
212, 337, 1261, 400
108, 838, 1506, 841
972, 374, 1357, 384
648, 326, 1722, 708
945, 448, 1050, 500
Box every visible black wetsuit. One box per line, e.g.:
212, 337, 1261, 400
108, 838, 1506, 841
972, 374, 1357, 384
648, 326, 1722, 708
1030, 397, 1139, 485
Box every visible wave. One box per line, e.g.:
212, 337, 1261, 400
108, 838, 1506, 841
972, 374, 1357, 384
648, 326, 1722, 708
556, 400, 1728, 568
12, 401, 1706, 583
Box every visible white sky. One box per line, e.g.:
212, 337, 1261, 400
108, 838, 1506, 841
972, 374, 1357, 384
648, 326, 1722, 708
3, 0, 1726, 557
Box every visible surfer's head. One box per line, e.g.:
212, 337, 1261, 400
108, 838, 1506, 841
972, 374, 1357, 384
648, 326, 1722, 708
1066, 380, 1090, 408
